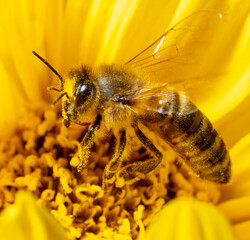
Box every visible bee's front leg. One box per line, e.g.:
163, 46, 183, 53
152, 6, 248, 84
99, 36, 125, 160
77, 114, 102, 171
119, 123, 163, 181
103, 129, 126, 191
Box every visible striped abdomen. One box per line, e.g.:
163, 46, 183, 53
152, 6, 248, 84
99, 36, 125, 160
142, 91, 231, 183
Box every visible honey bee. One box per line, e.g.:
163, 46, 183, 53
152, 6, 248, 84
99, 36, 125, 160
33, 11, 231, 189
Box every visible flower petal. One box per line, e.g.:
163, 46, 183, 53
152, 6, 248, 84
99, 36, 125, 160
202, 1, 250, 121
215, 94, 250, 149
1, 0, 249, 125
112, 0, 250, 120
218, 196, 250, 224
145, 198, 236, 240
220, 133, 250, 201
0, 191, 69, 240
0, 62, 25, 128
233, 221, 250, 240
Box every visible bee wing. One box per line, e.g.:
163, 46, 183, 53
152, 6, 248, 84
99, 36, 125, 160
127, 85, 196, 116
126, 83, 170, 100
125, 11, 223, 98
126, 84, 177, 105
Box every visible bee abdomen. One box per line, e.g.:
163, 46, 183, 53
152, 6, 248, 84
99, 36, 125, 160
184, 125, 231, 183
143, 91, 231, 183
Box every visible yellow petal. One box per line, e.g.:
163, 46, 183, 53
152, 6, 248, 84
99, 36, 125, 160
215, 93, 250, 149
0, 0, 249, 127
203, 1, 250, 121
0, 62, 25, 128
0, 191, 69, 240
112, 0, 250, 121
233, 221, 250, 240
145, 198, 236, 240
218, 196, 250, 224
220, 133, 250, 201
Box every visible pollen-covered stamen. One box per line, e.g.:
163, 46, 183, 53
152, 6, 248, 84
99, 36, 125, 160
0, 103, 223, 240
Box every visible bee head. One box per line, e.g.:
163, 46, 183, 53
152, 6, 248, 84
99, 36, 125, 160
62, 67, 97, 127
32, 51, 97, 128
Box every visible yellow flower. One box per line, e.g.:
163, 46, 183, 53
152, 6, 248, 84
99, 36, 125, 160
0, 0, 249, 240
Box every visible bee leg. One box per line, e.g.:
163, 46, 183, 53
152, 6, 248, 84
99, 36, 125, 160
119, 124, 162, 181
102, 129, 126, 191
77, 114, 102, 171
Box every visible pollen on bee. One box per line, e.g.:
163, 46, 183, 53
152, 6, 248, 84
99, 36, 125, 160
0, 103, 222, 239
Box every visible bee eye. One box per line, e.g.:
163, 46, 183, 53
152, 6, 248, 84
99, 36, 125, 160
75, 83, 93, 108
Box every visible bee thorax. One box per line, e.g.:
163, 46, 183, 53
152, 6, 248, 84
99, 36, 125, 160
104, 103, 134, 130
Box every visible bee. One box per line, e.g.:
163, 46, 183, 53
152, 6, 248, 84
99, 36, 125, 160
33, 11, 231, 189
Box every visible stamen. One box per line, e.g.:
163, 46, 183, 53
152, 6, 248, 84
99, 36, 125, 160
0, 103, 222, 240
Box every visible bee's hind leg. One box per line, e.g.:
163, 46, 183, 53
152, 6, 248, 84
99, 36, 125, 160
103, 129, 126, 191
119, 124, 163, 181
77, 114, 102, 171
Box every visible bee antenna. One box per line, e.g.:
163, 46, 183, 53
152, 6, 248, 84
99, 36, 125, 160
32, 51, 64, 88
